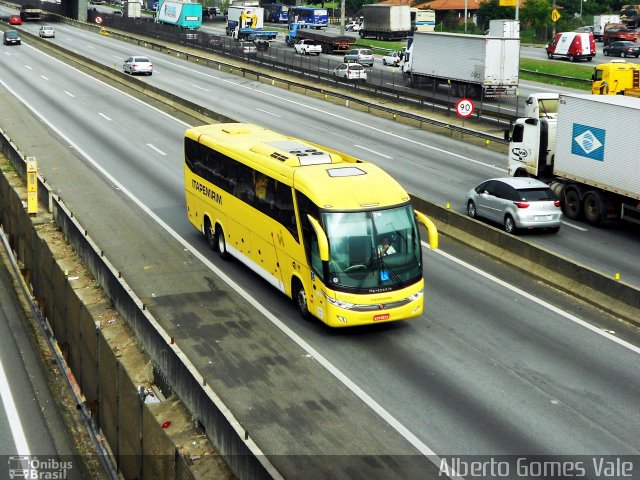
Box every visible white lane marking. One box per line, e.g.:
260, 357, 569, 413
147, 143, 167, 155
86, 45, 95, 50
98, 112, 112, 121
113, 55, 122, 60
0, 77, 453, 475
40, 75, 49, 80
561, 221, 588, 231
428, 245, 640, 355
355, 144, 392, 159
0, 359, 31, 456
65, 91, 75, 98
25, 65, 33, 70
191, 84, 209, 92
155, 57, 504, 172
255, 108, 281, 118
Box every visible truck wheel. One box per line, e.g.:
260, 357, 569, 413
569, 56, 576, 62
563, 189, 582, 220
547, 52, 553, 59
583, 192, 605, 226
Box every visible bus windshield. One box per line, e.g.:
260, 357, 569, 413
321, 205, 422, 292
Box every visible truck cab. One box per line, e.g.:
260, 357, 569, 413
591, 60, 640, 94
508, 93, 558, 178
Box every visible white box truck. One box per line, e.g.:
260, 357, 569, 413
593, 14, 620, 41
508, 93, 640, 226
359, 5, 411, 41
402, 20, 520, 97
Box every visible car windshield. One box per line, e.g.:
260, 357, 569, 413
6, 31, 19, 37
317, 205, 423, 293
516, 188, 556, 201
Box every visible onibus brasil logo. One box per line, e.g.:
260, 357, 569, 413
8, 456, 73, 480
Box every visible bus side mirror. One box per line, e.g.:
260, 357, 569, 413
414, 211, 438, 250
307, 215, 329, 261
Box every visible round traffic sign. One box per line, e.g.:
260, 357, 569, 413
455, 98, 475, 119
95, 16, 103, 24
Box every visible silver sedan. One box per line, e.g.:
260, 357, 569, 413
466, 177, 562, 234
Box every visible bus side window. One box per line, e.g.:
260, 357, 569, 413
275, 182, 298, 241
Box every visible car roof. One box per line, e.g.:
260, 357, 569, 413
487, 177, 549, 189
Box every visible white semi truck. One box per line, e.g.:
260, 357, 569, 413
402, 19, 520, 97
508, 93, 640, 226
358, 4, 411, 41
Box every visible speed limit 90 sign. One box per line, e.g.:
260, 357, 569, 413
455, 98, 475, 119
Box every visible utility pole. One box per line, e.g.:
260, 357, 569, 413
340, 0, 345, 34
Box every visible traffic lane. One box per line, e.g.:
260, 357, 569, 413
521, 43, 640, 66
2, 52, 639, 462
283, 241, 640, 455
14, 32, 640, 291
0, 253, 82, 462
0, 43, 187, 207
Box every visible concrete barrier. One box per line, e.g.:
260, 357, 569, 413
411, 195, 640, 327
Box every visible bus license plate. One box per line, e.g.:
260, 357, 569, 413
373, 313, 390, 321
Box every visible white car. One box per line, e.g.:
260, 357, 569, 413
333, 63, 367, 82
123, 56, 153, 75
38, 25, 55, 38
294, 39, 322, 55
382, 51, 403, 66
345, 21, 362, 32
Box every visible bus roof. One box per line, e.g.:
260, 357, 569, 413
187, 123, 411, 210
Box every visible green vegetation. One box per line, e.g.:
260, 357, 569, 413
519, 58, 593, 91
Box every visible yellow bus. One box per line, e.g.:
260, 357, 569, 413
184, 123, 438, 327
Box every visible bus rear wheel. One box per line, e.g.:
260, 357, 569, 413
292, 279, 311, 320
216, 225, 230, 260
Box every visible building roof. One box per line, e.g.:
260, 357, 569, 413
415, 0, 485, 10
376, 0, 412, 5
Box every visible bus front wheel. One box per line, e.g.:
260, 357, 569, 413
293, 279, 311, 320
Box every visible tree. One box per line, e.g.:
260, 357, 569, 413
521, 0, 552, 40
476, 0, 516, 30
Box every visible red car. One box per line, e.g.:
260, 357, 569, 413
9, 14, 22, 25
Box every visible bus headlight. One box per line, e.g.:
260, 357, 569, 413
407, 289, 423, 302
324, 294, 355, 310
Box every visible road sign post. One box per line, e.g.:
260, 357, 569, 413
455, 98, 474, 119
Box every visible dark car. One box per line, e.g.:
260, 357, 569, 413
3, 30, 21, 46
603, 40, 640, 57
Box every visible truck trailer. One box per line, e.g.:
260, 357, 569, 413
593, 14, 620, 41
402, 20, 520, 97
359, 4, 410, 41
20, 2, 42, 21
286, 22, 355, 54
508, 93, 640, 226
156, 0, 202, 29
